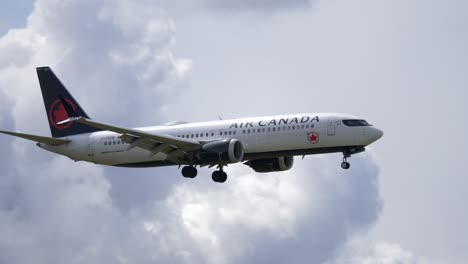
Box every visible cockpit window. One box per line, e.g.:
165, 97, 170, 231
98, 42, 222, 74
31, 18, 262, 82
342, 119, 371, 126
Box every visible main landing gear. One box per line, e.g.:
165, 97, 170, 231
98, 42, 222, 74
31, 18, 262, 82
181, 166, 197, 178
180, 165, 228, 183
212, 168, 227, 183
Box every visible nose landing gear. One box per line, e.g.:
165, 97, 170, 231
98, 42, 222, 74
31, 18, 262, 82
340, 147, 365, 170
341, 158, 351, 169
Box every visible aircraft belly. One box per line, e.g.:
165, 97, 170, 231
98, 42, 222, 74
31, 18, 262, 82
241, 131, 315, 154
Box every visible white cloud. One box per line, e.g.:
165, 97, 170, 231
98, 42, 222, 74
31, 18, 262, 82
331, 242, 429, 264
156, 0, 312, 14
139, 152, 381, 264
199, 0, 311, 12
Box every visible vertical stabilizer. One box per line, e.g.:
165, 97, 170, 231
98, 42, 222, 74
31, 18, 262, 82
37, 67, 102, 138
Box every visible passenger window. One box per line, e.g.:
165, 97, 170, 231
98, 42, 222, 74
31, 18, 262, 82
211, 133, 214, 136
306, 125, 309, 129
224, 131, 228, 135
258, 128, 261, 133
206, 133, 209, 137
228, 131, 232, 135
272, 127, 276, 132
104, 142, 107, 146
191, 134, 194, 138
243, 130, 245, 134
233, 131, 236, 135
292, 126, 295, 130
267, 128, 270, 132
262, 128, 265, 132
248, 129, 250, 133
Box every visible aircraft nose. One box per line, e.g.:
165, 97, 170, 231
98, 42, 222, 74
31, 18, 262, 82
370, 127, 384, 142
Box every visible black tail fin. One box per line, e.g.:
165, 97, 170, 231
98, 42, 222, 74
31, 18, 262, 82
37, 67, 102, 138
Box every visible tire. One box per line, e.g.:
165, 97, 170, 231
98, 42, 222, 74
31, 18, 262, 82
341, 162, 350, 169
182, 166, 191, 177
219, 172, 227, 183
189, 167, 198, 178
182, 166, 197, 178
212, 171, 221, 182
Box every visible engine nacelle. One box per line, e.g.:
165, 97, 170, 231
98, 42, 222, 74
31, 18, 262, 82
245, 156, 294, 173
197, 139, 244, 164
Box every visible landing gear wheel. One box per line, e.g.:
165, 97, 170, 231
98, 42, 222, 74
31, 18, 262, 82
212, 171, 220, 182
212, 170, 228, 183
219, 171, 227, 183
341, 151, 352, 170
341, 161, 350, 169
182, 166, 198, 178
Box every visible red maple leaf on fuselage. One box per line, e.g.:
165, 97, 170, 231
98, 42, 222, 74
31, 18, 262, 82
309, 134, 317, 141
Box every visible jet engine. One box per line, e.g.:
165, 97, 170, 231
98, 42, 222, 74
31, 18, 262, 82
197, 139, 244, 164
245, 156, 294, 173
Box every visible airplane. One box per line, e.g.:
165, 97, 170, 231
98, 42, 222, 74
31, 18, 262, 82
0, 67, 383, 183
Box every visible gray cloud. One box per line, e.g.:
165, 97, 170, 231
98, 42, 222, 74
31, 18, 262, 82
156, 0, 312, 14
201, 0, 311, 12
136, 152, 382, 264
0, 0, 382, 263
330, 242, 428, 264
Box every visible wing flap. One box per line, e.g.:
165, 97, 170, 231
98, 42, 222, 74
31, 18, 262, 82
0, 130, 70, 145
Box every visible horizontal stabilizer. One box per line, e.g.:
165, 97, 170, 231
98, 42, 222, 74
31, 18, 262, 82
0, 130, 71, 145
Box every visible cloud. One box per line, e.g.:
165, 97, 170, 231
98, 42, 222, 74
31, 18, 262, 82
0, 0, 382, 263
140, 152, 382, 264
200, 0, 311, 12
157, 0, 312, 14
331, 242, 429, 264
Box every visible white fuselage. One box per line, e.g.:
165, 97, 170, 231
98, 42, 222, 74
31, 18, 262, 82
39, 113, 383, 167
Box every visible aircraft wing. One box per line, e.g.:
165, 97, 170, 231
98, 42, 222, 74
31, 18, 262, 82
58, 117, 201, 162
0, 130, 71, 145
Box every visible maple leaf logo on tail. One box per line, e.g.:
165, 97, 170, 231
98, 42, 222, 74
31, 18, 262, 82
48, 98, 77, 130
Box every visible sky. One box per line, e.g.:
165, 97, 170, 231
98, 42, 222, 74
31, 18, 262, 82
0, 0, 467, 263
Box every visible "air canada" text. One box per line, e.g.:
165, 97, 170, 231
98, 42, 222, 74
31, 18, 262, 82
229, 115, 319, 129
